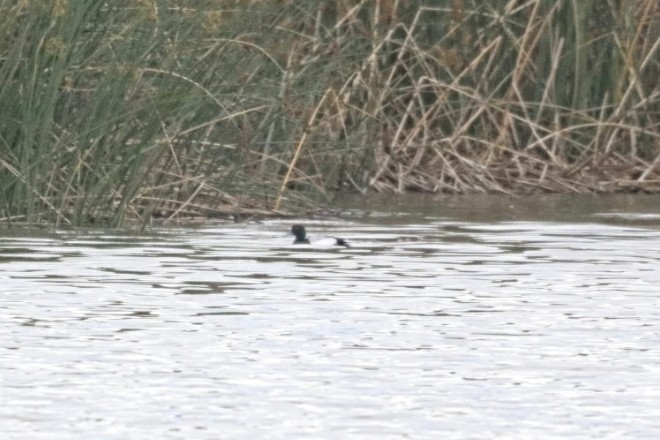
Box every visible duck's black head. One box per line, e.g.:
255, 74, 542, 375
291, 224, 310, 244
335, 237, 349, 247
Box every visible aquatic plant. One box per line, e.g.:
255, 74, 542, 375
0, 0, 658, 226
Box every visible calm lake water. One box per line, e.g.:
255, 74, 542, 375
2, 194, 660, 439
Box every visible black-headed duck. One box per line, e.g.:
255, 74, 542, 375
291, 225, 349, 247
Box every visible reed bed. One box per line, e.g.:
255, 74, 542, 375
1, 0, 658, 226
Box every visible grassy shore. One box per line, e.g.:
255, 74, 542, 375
1, 0, 658, 226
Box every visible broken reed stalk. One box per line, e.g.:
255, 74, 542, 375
273, 88, 331, 212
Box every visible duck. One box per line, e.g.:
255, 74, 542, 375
291, 225, 349, 247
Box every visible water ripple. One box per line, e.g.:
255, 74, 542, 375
1, 218, 660, 439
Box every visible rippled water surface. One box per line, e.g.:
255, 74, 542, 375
2, 195, 660, 439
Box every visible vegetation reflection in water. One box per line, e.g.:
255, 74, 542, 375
1, 211, 660, 438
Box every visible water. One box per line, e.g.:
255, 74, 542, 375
2, 195, 660, 439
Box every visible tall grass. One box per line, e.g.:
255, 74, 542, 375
0, 0, 658, 226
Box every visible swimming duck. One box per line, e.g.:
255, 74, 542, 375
291, 225, 349, 247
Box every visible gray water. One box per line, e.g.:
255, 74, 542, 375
2, 195, 660, 439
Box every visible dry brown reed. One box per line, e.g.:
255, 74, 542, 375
277, 0, 660, 196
